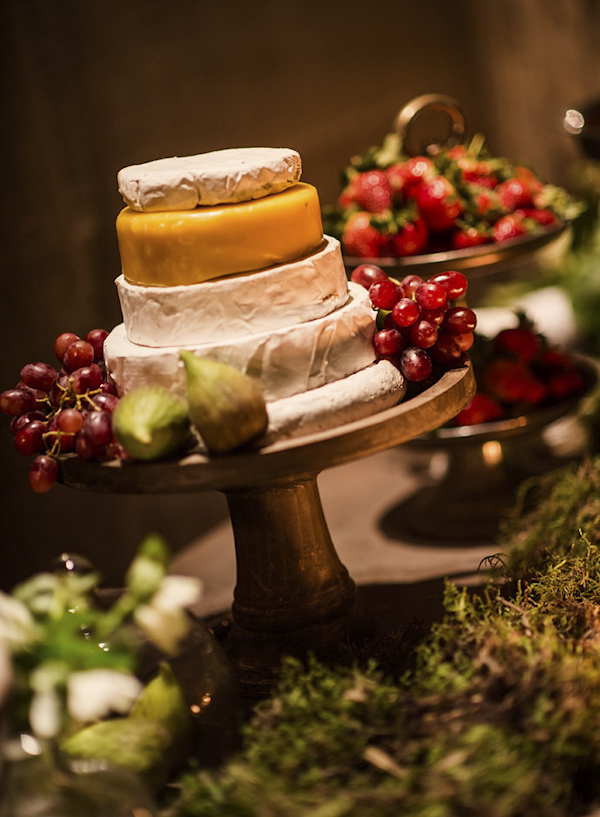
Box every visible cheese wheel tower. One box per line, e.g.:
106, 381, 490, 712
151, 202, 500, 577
105, 147, 406, 442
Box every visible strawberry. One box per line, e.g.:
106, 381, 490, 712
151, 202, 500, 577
413, 175, 464, 232
464, 185, 506, 221
352, 170, 394, 213
546, 370, 585, 400
496, 177, 537, 211
483, 358, 546, 405
494, 325, 540, 363
341, 211, 391, 258
513, 207, 559, 227
513, 165, 544, 192
491, 213, 529, 243
451, 223, 491, 250
465, 173, 499, 188
338, 177, 359, 208
387, 156, 434, 200
539, 347, 586, 400
390, 212, 428, 257
452, 393, 505, 425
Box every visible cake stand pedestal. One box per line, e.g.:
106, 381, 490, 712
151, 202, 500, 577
58, 364, 475, 695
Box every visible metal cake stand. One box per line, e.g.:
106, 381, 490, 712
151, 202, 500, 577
58, 363, 475, 695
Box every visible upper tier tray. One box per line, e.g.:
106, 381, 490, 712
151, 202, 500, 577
58, 362, 475, 495
343, 221, 567, 279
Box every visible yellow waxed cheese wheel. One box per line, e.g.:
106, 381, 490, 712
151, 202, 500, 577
116, 182, 324, 287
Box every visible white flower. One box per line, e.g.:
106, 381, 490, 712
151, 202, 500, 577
29, 688, 62, 739
28, 662, 68, 739
134, 575, 202, 655
0, 591, 37, 649
67, 669, 143, 724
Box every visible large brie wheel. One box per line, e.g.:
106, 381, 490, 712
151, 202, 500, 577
104, 283, 377, 403
116, 183, 324, 287
117, 147, 302, 211
116, 236, 349, 347
262, 361, 406, 445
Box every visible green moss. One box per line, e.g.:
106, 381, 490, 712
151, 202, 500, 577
166, 459, 600, 817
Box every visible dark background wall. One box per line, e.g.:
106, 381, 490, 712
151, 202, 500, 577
1, 0, 599, 591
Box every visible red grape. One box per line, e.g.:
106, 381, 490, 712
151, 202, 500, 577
419, 306, 447, 327
400, 274, 424, 298
75, 431, 104, 461
20, 362, 57, 392
55, 332, 80, 362
415, 281, 448, 310
429, 270, 468, 300
16, 381, 49, 402
409, 320, 438, 349
431, 334, 463, 364
453, 332, 475, 351
10, 410, 46, 435
368, 279, 403, 310
62, 340, 95, 372
90, 392, 119, 413
49, 373, 71, 409
98, 380, 118, 396
350, 264, 388, 290
85, 329, 109, 363
29, 455, 59, 494
46, 415, 77, 453
0, 388, 37, 416
373, 328, 405, 358
70, 364, 103, 394
391, 298, 420, 328
443, 306, 477, 335
82, 409, 113, 448
14, 420, 47, 456
399, 347, 433, 382
56, 408, 84, 434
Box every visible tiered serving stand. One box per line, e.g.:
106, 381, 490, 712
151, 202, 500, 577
59, 363, 474, 695
60, 95, 584, 692
342, 95, 593, 543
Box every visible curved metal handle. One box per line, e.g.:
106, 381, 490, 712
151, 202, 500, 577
394, 94, 466, 156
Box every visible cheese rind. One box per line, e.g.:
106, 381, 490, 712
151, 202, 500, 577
104, 283, 377, 403
116, 183, 324, 287
262, 361, 406, 445
117, 147, 302, 211
116, 236, 349, 347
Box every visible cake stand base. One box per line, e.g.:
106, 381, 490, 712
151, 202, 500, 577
58, 364, 475, 695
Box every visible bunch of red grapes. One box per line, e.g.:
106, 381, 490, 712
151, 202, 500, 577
351, 265, 477, 384
0, 329, 124, 493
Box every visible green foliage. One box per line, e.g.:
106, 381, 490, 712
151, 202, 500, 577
501, 455, 600, 577
167, 459, 600, 817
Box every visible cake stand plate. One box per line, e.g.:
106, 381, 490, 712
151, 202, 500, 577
343, 221, 567, 280
381, 356, 599, 543
59, 363, 475, 695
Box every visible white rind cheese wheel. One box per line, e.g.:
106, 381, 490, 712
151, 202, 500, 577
104, 282, 377, 403
118, 147, 302, 211
116, 236, 349, 347
262, 361, 406, 445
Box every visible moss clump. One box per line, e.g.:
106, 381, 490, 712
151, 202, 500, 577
501, 455, 600, 577
166, 459, 600, 817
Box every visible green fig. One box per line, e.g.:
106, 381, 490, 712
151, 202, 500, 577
130, 663, 192, 743
61, 718, 172, 791
113, 385, 190, 461
179, 351, 268, 454
61, 665, 193, 791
